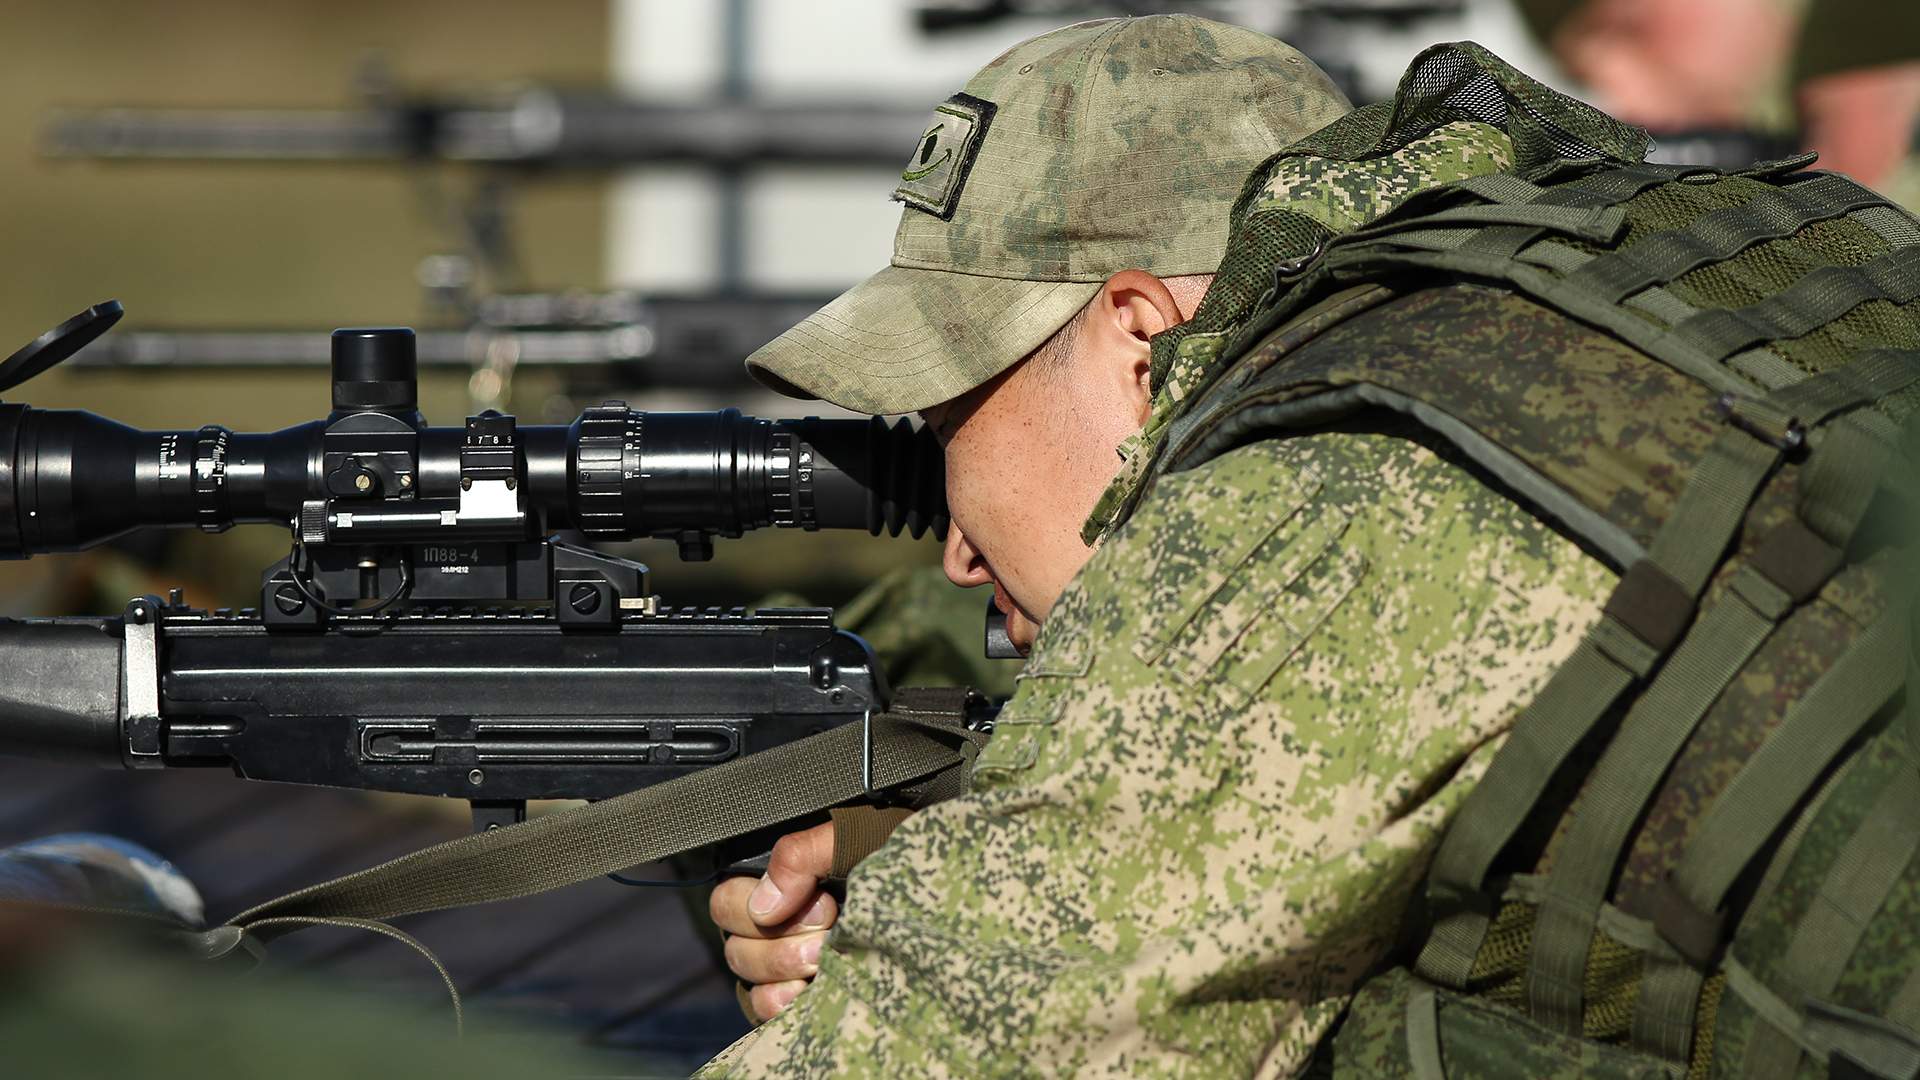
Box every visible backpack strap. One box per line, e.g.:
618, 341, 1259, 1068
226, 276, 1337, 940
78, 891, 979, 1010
1523, 345, 1920, 1037
1887, 964, 1920, 1042
1634, 617, 1904, 1061
1415, 349, 1915, 991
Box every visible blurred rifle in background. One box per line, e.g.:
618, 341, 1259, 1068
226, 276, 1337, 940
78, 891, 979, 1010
40, 68, 930, 411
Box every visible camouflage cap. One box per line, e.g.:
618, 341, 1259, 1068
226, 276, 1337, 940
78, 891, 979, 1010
745, 15, 1350, 415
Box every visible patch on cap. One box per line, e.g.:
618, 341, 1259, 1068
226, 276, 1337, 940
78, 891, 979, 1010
893, 92, 997, 221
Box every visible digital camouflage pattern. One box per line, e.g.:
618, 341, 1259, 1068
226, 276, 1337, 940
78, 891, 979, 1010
700, 433, 1614, 1078
1712, 727, 1917, 1077
1208, 283, 1725, 552
745, 15, 1350, 416
1253, 120, 1515, 233
1330, 968, 1675, 1079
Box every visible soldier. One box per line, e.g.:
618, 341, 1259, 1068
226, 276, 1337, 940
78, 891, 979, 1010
708, 15, 1918, 1080
1525, 0, 1920, 205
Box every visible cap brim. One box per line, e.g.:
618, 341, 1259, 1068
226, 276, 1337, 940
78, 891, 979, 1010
746, 265, 1099, 415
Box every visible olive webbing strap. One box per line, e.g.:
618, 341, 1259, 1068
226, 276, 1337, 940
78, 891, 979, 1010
1747, 765, 1920, 1080
248, 915, 465, 1033
1454, 171, 1549, 205
1858, 204, 1920, 248
1770, 348, 1920, 426
227, 699, 981, 930
1329, 160, 1683, 264
1463, 160, 1699, 209
1630, 968, 1704, 1065
1405, 982, 1447, 1080
1665, 245, 1920, 364
1565, 173, 1894, 305
1663, 618, 1902, 936
1455, 162, 1703, 259
1413, 428, 1780, 988
1722, 957, 1920, 1080
1737, 349, 1913, 547
1804, 419, 1897, 546
1629, 350, 1909, 1061
1516, 239, 1600, 277
1412, 633, 1652, 990
1631, 618, 1903, 1060
1334, 201, 1627, 249
1521, 553, 1798, 1035
1651, 759, 1850, 1073
1524, 348, 1917, 1039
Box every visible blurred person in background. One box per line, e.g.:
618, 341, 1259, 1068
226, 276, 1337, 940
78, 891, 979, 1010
1522, 0, 1920, 203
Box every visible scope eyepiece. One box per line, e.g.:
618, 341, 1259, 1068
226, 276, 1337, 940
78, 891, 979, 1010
566, 408, 946, 559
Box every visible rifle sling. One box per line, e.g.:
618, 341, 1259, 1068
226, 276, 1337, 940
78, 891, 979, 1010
3, 691, 980, 1034
227, 689, 983, 931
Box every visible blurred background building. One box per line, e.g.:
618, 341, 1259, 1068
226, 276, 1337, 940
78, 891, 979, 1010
0, 0, 1914, 1070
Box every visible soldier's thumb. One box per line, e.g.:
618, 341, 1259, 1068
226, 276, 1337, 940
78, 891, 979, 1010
747, 820, 836, 926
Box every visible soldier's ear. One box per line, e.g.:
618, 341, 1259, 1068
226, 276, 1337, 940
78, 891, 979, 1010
1089, 270, 1181, 423
1099, 270, 1184, 343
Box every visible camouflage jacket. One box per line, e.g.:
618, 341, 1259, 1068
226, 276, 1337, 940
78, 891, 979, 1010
700, 429, 1614, 1078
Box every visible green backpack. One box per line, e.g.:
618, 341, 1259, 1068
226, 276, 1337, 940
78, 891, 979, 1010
1118, 43, 1920, 1080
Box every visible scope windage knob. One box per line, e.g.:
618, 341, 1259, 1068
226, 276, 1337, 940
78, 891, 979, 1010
573, 403, 637, 536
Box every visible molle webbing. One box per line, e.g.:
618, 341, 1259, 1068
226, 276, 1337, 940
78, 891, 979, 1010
1356, 163, 1918, 1069
1564, 174, 1894, 305
1651, 617, 1903, 968
1630, 615, 1903, 1064
1663, 247, 1920, 365
1293, 162, 1920, 416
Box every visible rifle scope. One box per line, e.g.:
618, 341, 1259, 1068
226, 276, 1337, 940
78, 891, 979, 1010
0, 304, 947, 562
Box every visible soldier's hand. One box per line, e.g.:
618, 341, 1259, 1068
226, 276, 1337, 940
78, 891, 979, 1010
710, 820, 837, 1023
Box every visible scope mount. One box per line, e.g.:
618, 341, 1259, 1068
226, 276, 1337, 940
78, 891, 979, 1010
268, 326, 652, 629
261, 536, 654, 630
